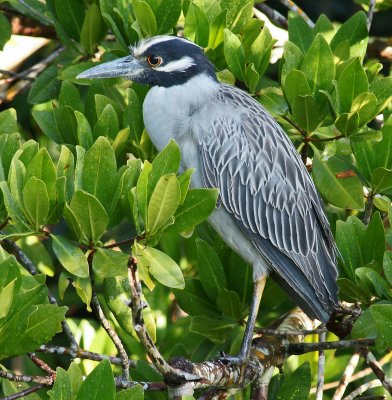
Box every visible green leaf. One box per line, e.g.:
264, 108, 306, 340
0, 279, 16, 318
249, 26, 274, 77
276, 362, 311, 400
258, 87, 289, 116
288, 12, 312, 52
370, 76, 392, 115
48, 367, 72, 400
312, 151, 364, 210
55, 0, 85, 40
190, 315, 236, 344
224, 29, 245, 81
330, 11, 368, 61
178, 169, 194, 205
133, 242, 185, 289
169, 188, 218, 234
351, 92, 378, 126
132, 0, 157, 36
0, 12, 11, 50
335, 112, 360, 136
22, 177, 50, 229
136, 161, 152, 231
76, 360, 115, 400
363, 212, 385, 265
147, 174, 181, 235
281, 41, 303, 87
28, 64, 61, 105
0, 108, 18, 134
115, 385, 144, 400
371, 304, 392, 350
313, 14, 335, 42
196, 239, 227, 302
352, 122, 392, 182
148, 139, 181, 199
25, 148, 57, 208
80, 3, 105, 55
284, 69, 311, 107
75, 111, 94, 149
301, 33, 335, 102
123, 88, 143, 143
208, 10, 226, 49
372, 167, 392, 194
82, 137, 118, 212
72, 276, 92, 311
92, 248, 129, 278
337, 58, 369, 113
184, 2, 209, 47
173, 279, 219, 317
59, 81, 83, 113
338, 278, 368, 303
93, 104, 119, 141
51, 234, 89, 278
68, 190, 109, 243
351, 306, 377, 339
291, 95, 320, 132
156, 0, 181, 34
384, 251, 392, 286
216, 289, 243, 320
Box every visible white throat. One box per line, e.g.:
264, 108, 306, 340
143, 74, 219, 152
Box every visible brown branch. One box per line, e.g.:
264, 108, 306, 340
254, 3, 288, 29
28, 353, 55, 377
0, 385, 45, 400
254, 327, 328, 337
91, 292, 130, 380
278, 0, 315, 28
37, 344, 136, 368
0, 237, 78, 349
343, 379, 381, 400
332, 352, 361, 400
102, 236, 140, 249
316, 331, 326, 400
360, 347, 392, 395
363, 194, 374, 226
0, 370, 53, 386
127, 256, 199, 388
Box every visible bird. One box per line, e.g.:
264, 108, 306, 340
77, 35, 339, 362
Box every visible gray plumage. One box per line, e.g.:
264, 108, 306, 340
77, 35, 339, 324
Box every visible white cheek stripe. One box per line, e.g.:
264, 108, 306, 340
155, 56, 195, 72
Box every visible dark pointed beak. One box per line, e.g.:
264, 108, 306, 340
77, 55, 144, 80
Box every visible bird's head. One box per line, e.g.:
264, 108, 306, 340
77, 36, 217, 87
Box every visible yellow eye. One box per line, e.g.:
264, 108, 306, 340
147, 55, 163, 67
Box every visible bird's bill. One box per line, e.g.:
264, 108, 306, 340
77, 56, 143, 80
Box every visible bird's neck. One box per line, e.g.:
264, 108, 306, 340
143, 74, 219, 150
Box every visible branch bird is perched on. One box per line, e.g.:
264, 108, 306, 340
78, 35, 339, 362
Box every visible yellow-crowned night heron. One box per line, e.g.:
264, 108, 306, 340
78, 35, 338, 361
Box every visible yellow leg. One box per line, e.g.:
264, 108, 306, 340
239, 276, 266, 361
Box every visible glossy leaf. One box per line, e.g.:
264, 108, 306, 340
284, 69, 311, 107
0, 13, 11, 50
185, 3, 209, 47
132, 0, 157, 37
51, 234, 89, 278
288, 13, 312, 52
291, 95, 320, 132
312, 151, 364, 210
48, 367, 72, 400
276, 362, 311, 400
224, 29, 245, 81
190, 315, 236, 344
92, 248, 129, 278
22, 177, 50, 229
80, 3, 105, 55
156, 0, 181, 34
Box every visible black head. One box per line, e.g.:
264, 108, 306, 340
77, 36, 217, 88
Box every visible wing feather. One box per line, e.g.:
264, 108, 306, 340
198, 84, 338, 321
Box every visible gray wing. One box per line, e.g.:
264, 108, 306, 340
199, 84, 338, 322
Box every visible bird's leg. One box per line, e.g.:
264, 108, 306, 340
239, 276, 266, 361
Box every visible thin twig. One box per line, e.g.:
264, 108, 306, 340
127, 256, 199, 386
367, 0, 376, 31
332, 352, 361, 400
0, 385, 45, 400
316, 331, 326, 400
0, 69, 35, 82
278, 0, 315, 28
287, 338, 375, 355
102, 236, 139, 249
363, 194, 374, 226
254, 3, 288, 29
91, 292, 130, 380
28, 353, 55, 377
311, 352, 392, 394
0, 370, 53, 386
0, 237, 78, 349
254, 327, 328, 337
37, 344, 136, 368
360, 347, 392, 395
343, 379, 381, 400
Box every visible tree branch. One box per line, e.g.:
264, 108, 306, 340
316, 331, 326, 400
278, 0, 315, 28
0, 237, 78, 349
0, 385, 45, 400
332, 352, 361, 400
254, 3, 288, 29
367, 0, 376, 31
360, 347, 392, 395
343, 379, 381, 400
